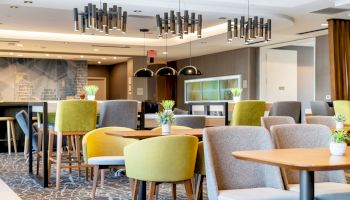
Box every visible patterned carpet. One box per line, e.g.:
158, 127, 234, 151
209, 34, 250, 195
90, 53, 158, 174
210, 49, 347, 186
0, 153, 207, 200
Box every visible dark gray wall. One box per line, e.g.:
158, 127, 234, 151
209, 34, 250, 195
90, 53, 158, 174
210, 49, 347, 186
315, 35, 331, 101
110, 62, 127, 99
175, 47, 258, 109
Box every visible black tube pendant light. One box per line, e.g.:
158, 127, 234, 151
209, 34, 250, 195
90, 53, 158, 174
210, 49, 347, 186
134, 29, 154, 77
155, 35, 177, 76
178, 36, 202, 75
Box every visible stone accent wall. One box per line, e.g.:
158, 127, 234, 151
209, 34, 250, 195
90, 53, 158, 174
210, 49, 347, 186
0, 58, 88, 101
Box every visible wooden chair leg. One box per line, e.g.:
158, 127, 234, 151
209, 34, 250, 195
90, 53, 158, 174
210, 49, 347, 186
10, 121, 17, 153
132, 179, 140, 200
67, 136, 72, 174
75, 136, 81, 177
184, 179, 193, 200
149, 182, 156, 200
56, 132, 63, 190
92, 165, 100, 199
24, 136, 29, 158
86, 167, 89, 181
100, 169, 105, 188
154, 184, 160, 199
48, 131, 54, 184
172, 184, 177, 200
195, 175, 204, 200
91, 167, 94, 180
7, 120, 11, 155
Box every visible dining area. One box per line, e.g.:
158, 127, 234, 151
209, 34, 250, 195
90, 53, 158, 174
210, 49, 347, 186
0, 98, 340, 200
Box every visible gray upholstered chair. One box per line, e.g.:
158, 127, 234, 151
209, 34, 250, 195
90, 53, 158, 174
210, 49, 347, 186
271, 124, 350, 199
173, 107, 189, 115
310, 101, 334, 116
269, 101, 302, 123
203, 126, 298, 200
261, 116, 295, 131
305, 116, 336, 129
15, 110, 38, 155
174, 115, 205, 128
99, 100, 138, 129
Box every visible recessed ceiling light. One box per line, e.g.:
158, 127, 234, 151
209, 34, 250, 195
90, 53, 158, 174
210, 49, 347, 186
113, 56, 117, 59
162, 51, 168, 55
98, 61, 102, 64
15, 43, 23, 47
218, 17, 227, 20
9, 52, 14, 55
101, 57, 106, 60
24, 1, 33, 3
45, 54, 49, 57
321, 23, 328, 27
17, 54, 23, 57
80, 55, 84, 58
133, 10, 142, 13
10, 6, 18, 9
93, 48, 99, 52
57, 55, 63, 58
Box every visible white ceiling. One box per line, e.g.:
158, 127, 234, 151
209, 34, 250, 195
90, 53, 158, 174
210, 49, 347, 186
0, 0, 348, 64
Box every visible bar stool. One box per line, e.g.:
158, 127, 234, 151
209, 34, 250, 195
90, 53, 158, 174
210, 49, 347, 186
0, 117, 17, 155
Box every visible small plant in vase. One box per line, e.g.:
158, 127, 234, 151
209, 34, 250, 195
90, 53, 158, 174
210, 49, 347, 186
333, 114, 346, 130
330, 130, 350, 156
231, 88, 242, 102
156, 110, 175, 134
83, 85, 99, 100
156, 100, 176, 134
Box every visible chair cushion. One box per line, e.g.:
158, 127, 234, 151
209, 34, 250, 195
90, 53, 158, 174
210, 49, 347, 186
289, 182, 350, 200
88, 156, 125, 166
218, 188, 298, 200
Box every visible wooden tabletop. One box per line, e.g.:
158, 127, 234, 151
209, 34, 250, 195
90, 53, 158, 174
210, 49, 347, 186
105, 128, 203, 139
233, 147, 350, 171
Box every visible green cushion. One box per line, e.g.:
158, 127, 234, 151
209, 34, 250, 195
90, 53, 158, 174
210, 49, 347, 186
231, 100, 266, 126
124, 135, 198, 182
55, 100, 97, 132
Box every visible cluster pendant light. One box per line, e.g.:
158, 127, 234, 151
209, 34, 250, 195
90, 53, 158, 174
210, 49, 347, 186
134, 29, 154, 77
73, 1, 127, 35
178, 36, 202, 75
227, 0, 271, 44
156, 0, 202, 39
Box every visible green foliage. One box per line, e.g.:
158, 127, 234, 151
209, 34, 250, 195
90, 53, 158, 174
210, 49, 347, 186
231, 88, 242, 97
333, 114, 346, 122
83, 85, 99, 95
331, 130, 350, 143
160, 100, 175, 110
156, 110, 175, 125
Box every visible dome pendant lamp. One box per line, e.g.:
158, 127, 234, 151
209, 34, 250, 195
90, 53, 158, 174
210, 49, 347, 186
134, 29, 154, 77
155, 35, 178, 76
178, 36, 202, 75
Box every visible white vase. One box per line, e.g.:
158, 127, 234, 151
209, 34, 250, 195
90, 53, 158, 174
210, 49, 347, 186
336, 122, 344, 130
162, 123, 171, 135
87, 95, 95, 100
330, 142, 347, 156
233, 96, 241, 102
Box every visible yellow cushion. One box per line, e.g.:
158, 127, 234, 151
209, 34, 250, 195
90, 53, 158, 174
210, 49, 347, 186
82, 126, 138, 164
125, 135, 198, 182
195, 141, 206, 175
231, 100, 266, 126
333, 100, 350, 124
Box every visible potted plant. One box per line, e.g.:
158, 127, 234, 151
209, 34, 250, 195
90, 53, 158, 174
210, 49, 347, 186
160, 100, 175, 111
330, 130, 350, 156
83, 85, 99, 100
156, 110, 175, 134
231, 88, 242, 102
333, 114, 346, 130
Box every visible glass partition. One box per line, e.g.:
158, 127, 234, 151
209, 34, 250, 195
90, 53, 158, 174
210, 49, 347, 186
185, 75, 241, 103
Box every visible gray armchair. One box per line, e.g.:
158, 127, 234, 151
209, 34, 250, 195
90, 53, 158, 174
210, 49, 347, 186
174, 115, 205, 128
261, 116, 295, 132
203, 126, 298, 200
99, 100, 138, 129
269, 101, 302, 123
271, 124, 350, 200
310, 101, 334, 116
305, 116, 336, 129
